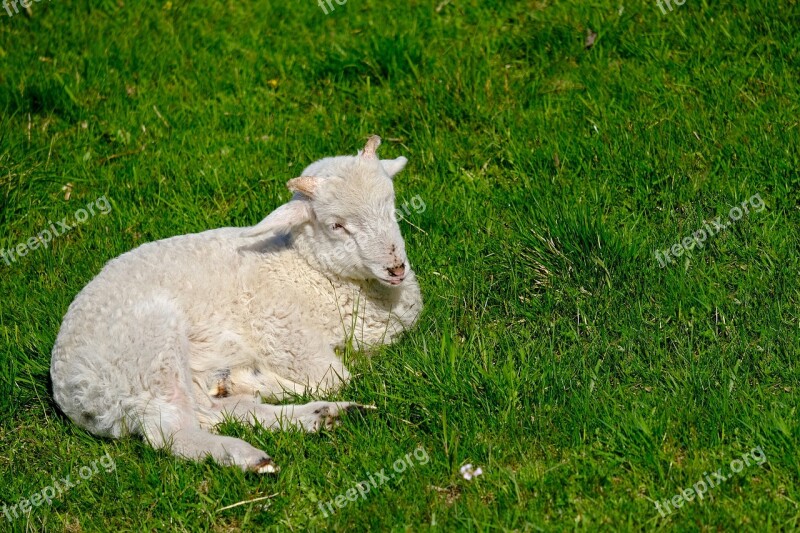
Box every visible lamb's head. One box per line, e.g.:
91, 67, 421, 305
243, 136, 412, 286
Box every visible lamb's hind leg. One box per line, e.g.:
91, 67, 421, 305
128, 299, 277, 473
140, 396, 279, 474
154, 427, 279, 473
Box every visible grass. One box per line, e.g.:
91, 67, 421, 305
1, 0, 799, 530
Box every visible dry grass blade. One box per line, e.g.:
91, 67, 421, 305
217, 493, 279, 512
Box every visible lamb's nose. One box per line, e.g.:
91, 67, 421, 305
387, 264, 406, 278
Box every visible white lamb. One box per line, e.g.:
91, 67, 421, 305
50, 136, 423, 473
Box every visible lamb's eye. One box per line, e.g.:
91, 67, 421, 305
331, 223, 346, 231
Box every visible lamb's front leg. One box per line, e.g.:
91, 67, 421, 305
210, 343, 351, 402
209, 396, 373, 432
209, 367, 308, 401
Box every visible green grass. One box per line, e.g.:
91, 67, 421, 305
1, 0, 799, 530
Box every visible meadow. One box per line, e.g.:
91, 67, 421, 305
1, 0, 799, 530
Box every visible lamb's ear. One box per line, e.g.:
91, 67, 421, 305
381, 156, 408, 179
287, 176, 322, 199
241, 200, 311, 238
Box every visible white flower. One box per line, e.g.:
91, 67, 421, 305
460, 464, 483, 480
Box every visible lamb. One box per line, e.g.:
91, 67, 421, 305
50, 136, 423, 473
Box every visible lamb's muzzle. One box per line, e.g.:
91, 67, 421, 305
386, 264, 406, 284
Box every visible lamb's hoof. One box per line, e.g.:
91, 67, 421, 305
302, 401, 376, 431
252, 457, 280, 474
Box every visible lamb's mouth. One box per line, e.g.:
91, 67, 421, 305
380, 276, 405, 286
